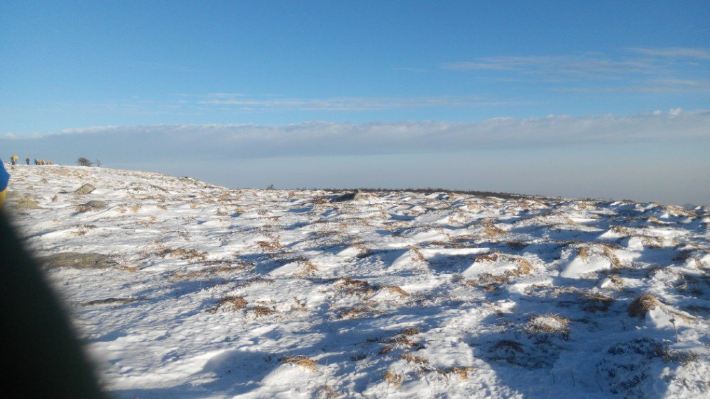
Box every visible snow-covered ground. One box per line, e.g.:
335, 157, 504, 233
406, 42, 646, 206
6, 164, 710, 398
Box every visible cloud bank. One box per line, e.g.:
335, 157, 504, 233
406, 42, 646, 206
2, 109, 707, 164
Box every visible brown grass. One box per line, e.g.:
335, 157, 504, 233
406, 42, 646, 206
465, 273, 509, 291
401, 353, 428, 365
380, 285, 409, 298
601, 245, 622, 268
465, 255, 534, 291
337, 278, 372, 293
338, 306, 369, 319
582, 292, 614, 312
383, 370, 403, 386
440, 367, 473, 380
82, 297, 139, 306
251, 305, 276, 317
482, 220, 505, 238
257, 240, 282, 251
296, 259, 318, 276
476, 252, 500, 263
400, 327, 420, 336
208, 296, 247, 313
73, 224, 96, 236
608, 274, 624, 288
75, 200, 107, 213
15, 195, 41, 210
156, 247, 207, 262
610, 225, 632, 235
514, 258, 533, 275
380, 333, 424, 353
315, 385, 339, 399
410, 246, 426, 263
281, 356, 317, 371
628, 293, 660, 318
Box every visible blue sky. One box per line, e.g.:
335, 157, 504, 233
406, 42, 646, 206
2, 0, 709, 131
1, 1, 709, 204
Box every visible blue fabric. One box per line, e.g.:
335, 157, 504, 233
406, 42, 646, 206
0, 159, 9, 191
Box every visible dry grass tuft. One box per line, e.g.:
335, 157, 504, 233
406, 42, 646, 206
75, 200, 107, 213
296, 259, 318, 276
440, 367, 473, 380
410, 246, 426, 263
73, 224, 96, 236
577, 246, 590, 259
156, 247, 207, 262
383, 370, 403, 386
400, 327, 420, 336
82, 297, 139, 306
380, 332, 424, 353
466, 254, 534, 291
582, 292, 614, 312
642, 236, 664, 249
401, 353, 428, 365
251, 305, 276, 317
281, 356, 317, 371
337, 278, 372, 293
380, 285, 409, 297
315, 385, 339, 399
482, 219, 505, 238
14, 195, 41, 210
608, 274, 624, 288
525, 314, 570, 335
257, 240, 282, 251
466, 273, 509, 292
628, 293, 660, 318
601, 245, 622, 268
611, 225, 632, 235
208, 296, 247, 313
514, 258, 533, 275
337, 306, 369, 319
475, 252, 500, 263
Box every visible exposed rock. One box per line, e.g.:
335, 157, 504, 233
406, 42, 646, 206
39, 252, 118, 269
74, 183, 96, 195
76, 200, 107, 213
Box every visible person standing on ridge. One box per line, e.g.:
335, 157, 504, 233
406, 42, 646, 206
10, 154, 19, 166
0, 159, 10, 208
25, 157, 30, 165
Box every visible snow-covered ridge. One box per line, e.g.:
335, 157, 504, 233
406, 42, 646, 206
6, 164, 710, 398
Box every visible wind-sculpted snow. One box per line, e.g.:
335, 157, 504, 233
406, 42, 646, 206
7, 164, 710, 398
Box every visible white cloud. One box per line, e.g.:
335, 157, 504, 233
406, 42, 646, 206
442, 54, 659, 79
197, 94, 512, 111
442, 48, 710, 87
630, 47, 710, 60
554, 79, 710, 93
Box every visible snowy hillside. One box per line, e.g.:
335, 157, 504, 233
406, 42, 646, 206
6, 164, 710, 398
